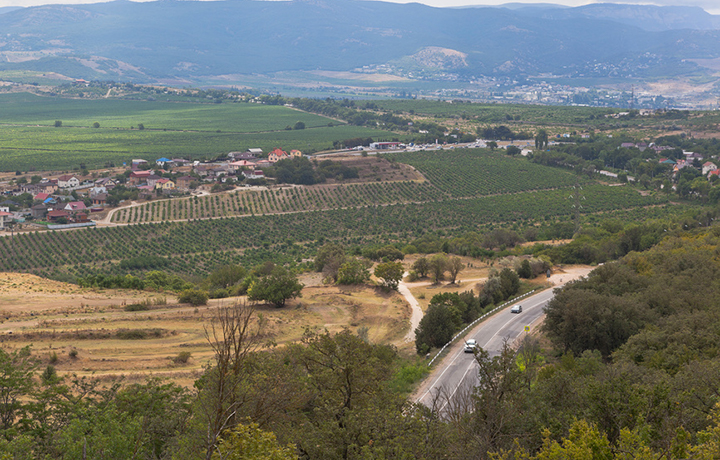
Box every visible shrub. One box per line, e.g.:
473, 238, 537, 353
124, 303, 150, 312
49, 352, 58, 364
178, 289, 209, 306
69, 349, 78, 359
173, 351, 192, 364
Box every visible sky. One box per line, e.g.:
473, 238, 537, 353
0, 0, 718, 14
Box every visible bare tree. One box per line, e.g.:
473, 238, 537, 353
200, 301, 267, 460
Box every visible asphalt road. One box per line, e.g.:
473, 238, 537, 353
415, 288, 557, 410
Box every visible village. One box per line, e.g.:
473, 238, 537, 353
1, 135, 713, 233
0, 147, 304, 232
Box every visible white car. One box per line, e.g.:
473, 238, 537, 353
511, 305, 522, 314
464, 339, 477, 353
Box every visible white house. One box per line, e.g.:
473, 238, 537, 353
702, 162, 717, 176
57, 175, 80, 189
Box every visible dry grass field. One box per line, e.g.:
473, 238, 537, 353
0, 271, 412, 386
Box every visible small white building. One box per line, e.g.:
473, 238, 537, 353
57, 175, 80, 189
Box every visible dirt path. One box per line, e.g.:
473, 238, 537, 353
400, 276, 488, 342
399, 273, 423, 342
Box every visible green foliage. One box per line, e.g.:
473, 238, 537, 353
213, 423, 295, 460
374, 260, 404, 291
411, 256, 429, 278
178, 289, 209, 306
517, 259, 533, 278
0, 346, 37, 432
314, 242, 346, 274
247, 266, 303, 307
428, 253, 448, 284
336, 258, 370, 285
205, 264, 248, 291
414, 293, 463, 353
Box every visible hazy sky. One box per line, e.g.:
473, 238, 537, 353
0, 0, 718, 15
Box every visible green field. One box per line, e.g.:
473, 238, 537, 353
0, 93, 398, 171
0, 184, 667, 279
369, 99, 616, 125
0, 93, 338, 131
384, 149, 580, 197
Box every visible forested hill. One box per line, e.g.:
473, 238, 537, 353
0, 0, 719, 81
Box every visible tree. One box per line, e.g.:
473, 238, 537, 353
428, 253, 449, 284
314, 242, 346, 282
0, 346, 37, 431
337, 258, 370, 285
487, 141, 498, 150
412, 257, 430, 278
138, 123, 145, 130
54, 120, 62, 128
535, 129, 549, 149
447, 256, 465, 284
206, 264, 248, 291
517, 259, 533, 279
377, 245, 404, 261
30, 175, 42, 184
212, 423, 295, 460
506, 145, 521, 156
293, 121, 306, 130
184, 301, 267, 459
415, 300, 461, 353
374, 261, 404, 291
248, 266, 303, 307
92, 121, 100, 128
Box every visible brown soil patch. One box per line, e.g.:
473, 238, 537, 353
321, 155, 424, 183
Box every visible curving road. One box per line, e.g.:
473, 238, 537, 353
414, 287, 558, 411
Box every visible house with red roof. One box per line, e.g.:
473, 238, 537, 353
47, 210, 70, 222
268, 148, 289, 163
64, 201, 87, 212
0, 211, 12, 229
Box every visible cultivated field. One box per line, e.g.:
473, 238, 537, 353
0, 93, 396, 171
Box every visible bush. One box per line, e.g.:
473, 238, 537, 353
49, 352, 58, 364
69, 349, 78, 359
124, 303, 150, 312
178, 289, 209, 306
116, 328, 165, 340
173, 351, 192, 364
209, 288, 229, 299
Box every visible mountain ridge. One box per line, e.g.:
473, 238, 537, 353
0, 0, 718, 84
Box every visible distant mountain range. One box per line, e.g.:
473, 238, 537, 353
0, 0, 719, 84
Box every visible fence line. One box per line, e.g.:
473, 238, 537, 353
427, 289, 538, 367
